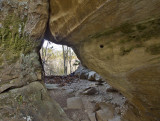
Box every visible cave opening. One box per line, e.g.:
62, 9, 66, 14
39, 41, 127, 121
40, 39, 81, 87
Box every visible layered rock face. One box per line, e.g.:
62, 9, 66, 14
0, 0, 70, 120
47, 0, 160, 121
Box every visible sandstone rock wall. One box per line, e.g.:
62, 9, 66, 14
48, 0, 160, 121
0, 0, 71, 120
0, 0, 48, 93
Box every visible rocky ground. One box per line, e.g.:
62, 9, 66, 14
45, 76, 128, 121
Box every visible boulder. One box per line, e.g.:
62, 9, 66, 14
74, 65, 90, 79
0, 82, 71, 121
75, 65, 103, 81
88, 71, 103, 82
45, 83, 59, 90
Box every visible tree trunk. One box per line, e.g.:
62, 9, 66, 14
69, 48, 72, 74
62, 45, 67, 76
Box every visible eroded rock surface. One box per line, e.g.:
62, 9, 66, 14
0, 0, 48, 93
0, 0, 71, 121
47, 0, 160, 121
0, 82, 70, 121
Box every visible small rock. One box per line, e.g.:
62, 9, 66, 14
95, 81, 104, 86
0, 23, 2, 28
67, 97, 83, 109
88, 71, 103, 81
108, 116, 121, 121
80, 72, 89, 79
45, 83, 59, 90
96, 109, 114, 121
81, 120, 90, 121
88, 113, 96, 121
94, 73, 102, 82
96, 110, 108, 121
66, 89, 74, 94
89, 83, 97, 87
95, 102, 114, 121
115, 107, 121, 115
106, 87, 118, 93
88, 71, 96, 81
74, 65, 90, 79
72, 113, 77, 119
81, 87, 98, 95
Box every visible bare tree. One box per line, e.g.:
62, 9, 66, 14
62, 45, 68, 76
41, 41, 54, 75
66, 46, 69, 74
68, 48, 72, 74
41, 40, 79, 76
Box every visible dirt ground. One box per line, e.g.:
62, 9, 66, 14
45, 76, 128, 121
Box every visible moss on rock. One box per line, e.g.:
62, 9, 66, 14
0, 14, 36, 65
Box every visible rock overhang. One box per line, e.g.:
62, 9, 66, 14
47, 0, 160, 121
